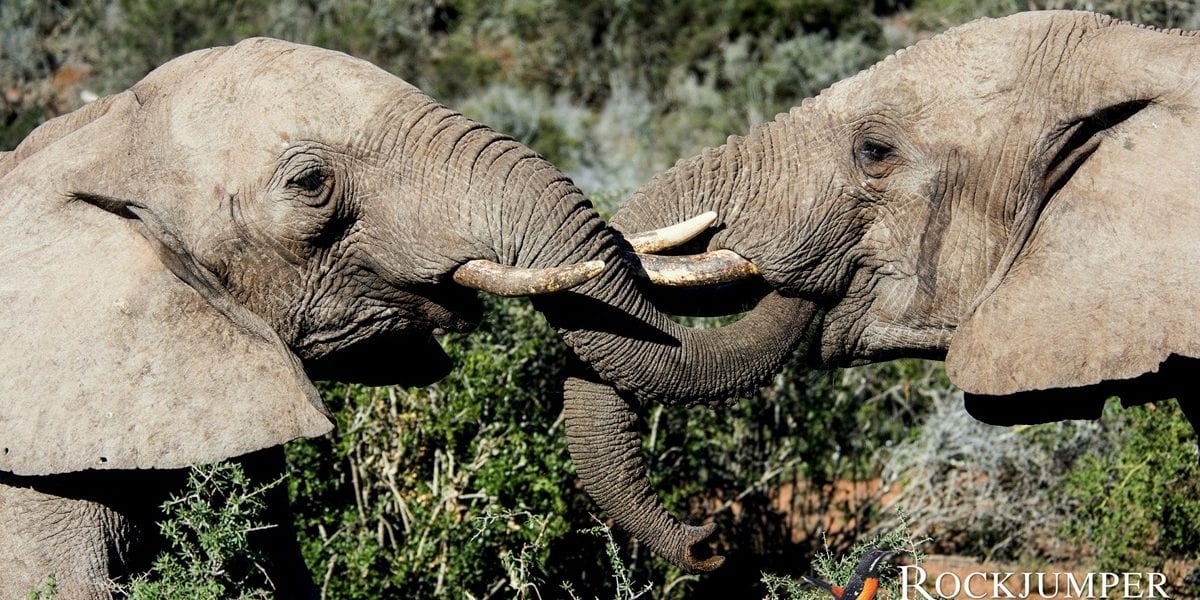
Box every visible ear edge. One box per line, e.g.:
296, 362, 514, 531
962, 355, 1196, 425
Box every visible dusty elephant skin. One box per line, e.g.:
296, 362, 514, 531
567, 10, 1200, 571
0, 39, 812, 597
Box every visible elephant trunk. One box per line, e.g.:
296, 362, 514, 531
562, 376, 724, 573
567, 122, 816, 405
545, 122, 819, 568
452, 114, 815, 570
468, 128, 814, 406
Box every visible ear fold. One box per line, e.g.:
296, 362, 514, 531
0, 92, 331, 476
946, 102, 1200, 397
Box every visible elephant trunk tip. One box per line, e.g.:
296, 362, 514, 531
667, 522, 726, 573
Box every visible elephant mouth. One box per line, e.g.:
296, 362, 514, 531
421, 284, 485, 334
300, 286, 481, 387
303, 330, 454, 387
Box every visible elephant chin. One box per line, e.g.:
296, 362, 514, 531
303, 333, 453, 387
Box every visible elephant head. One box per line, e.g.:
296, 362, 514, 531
574, 10, 1200, 570
0, 37, 814, 566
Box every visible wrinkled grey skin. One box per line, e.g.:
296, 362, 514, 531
574, 10, 1200, 570
0, 39, 811, 597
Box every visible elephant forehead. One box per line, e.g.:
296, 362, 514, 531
145, 38, 417, 152
819, 16, 1033, 118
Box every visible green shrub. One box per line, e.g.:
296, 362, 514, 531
123, 462, 277, 599
285, 296, 599, 598
883, 385, 1110, 562
563, 524, 654, 600
2, 104, 45, 152
1062, 400, 1200, 573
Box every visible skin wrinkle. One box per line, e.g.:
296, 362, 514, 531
500, 156, 551, 265
710, 144, 740, 224
452, 125, 501, 254
987, 113, 1028, 233
524, 180, 592, 269
939, 194, 975, 328
414, 114, 460, 262
481, 143, 524, 265
723, 136, 750, 224
471, 139, 523, 265
529, 171, 588, 269
224, 190, 310, 340
404, 112, 453, 245
911, 149, 957, 307
942, 175, 983, 319
501, 157, 564, 267
400, 109, 478, 278
433, 126, 489, 256
773, 122, 812, 234
361, 88, 429, 158
496, 152, 537, 265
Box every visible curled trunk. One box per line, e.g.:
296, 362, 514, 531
449, 111, 813, 569
562, 376, 725, 572
468, 129, 813, 406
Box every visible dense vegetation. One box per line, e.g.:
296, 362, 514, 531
4, 1, 1200, 597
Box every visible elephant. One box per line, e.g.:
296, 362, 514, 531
0, 38, 813, 597
564, 10, 1200, 572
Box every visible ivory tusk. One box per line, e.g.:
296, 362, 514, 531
625, 211, 718, 253
636, 249, 759, 286
453, 259, 605, 296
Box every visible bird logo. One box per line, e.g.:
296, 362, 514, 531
802, 548, 894, 600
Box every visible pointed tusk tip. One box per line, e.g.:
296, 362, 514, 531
626, 212, 722, 253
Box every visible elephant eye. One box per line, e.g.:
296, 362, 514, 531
854, 139, 897, 179
856, 139, 893, 163
288, 167, 329, 193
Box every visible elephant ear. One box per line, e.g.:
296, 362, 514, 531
0, 91, 332, 476
946, 103, 1200, 399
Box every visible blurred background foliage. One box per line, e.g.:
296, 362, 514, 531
4, 0, 1200, 598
